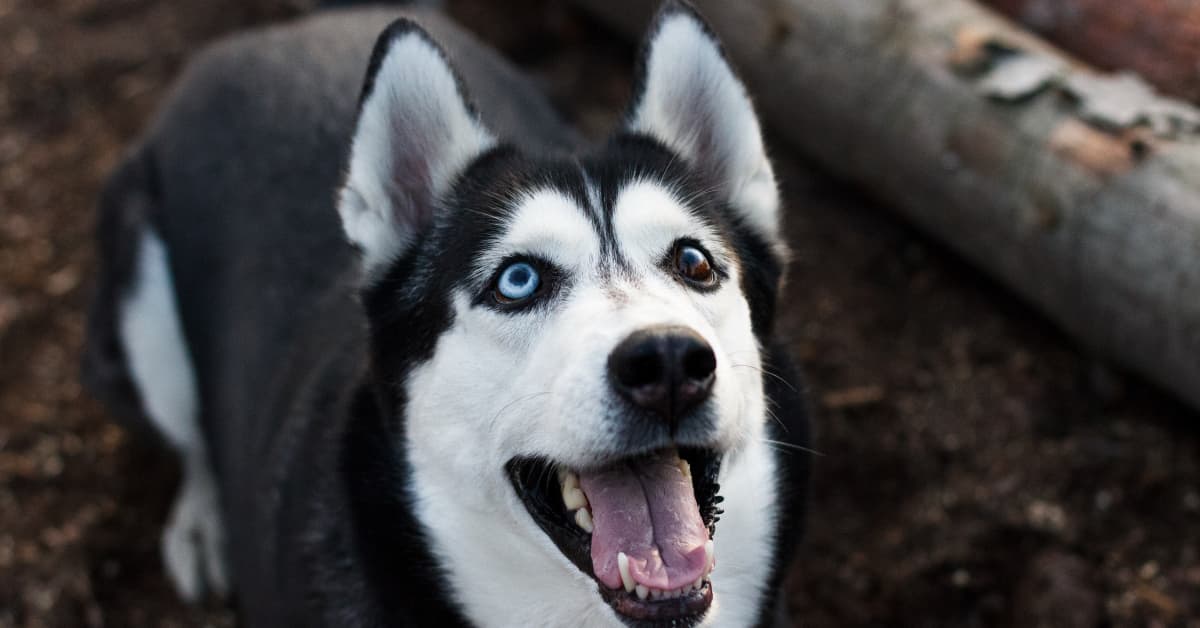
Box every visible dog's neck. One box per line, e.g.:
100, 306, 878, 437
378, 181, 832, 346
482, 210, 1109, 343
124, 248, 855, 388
309, 381, 470, 626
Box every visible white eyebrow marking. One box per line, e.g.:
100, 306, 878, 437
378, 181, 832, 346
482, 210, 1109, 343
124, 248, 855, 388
473, 187, 601, 284
611, 179, 725, 269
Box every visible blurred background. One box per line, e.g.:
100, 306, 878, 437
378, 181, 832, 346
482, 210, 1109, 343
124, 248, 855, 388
0, 0, 1198, 626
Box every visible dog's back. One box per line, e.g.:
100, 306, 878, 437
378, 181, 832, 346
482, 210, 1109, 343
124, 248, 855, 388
85, 7, 581, 624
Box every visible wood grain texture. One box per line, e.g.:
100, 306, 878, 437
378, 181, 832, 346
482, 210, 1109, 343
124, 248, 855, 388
984, 0, 1200, 103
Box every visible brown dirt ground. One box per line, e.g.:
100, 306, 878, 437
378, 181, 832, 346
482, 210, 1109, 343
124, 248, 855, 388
1, 1, 1198, 627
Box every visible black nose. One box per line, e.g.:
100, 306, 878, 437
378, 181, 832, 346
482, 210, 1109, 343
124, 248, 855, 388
608, 325, 717, 431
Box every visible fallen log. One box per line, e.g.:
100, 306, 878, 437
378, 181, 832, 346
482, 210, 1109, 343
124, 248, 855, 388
982, 0, 1200, 104
574, 0, 1200, 412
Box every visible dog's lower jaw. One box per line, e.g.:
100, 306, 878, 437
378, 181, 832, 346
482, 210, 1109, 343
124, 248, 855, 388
406, 436, 780, 628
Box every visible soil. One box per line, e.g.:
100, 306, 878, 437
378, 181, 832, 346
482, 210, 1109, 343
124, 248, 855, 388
1, 1, 1197, 627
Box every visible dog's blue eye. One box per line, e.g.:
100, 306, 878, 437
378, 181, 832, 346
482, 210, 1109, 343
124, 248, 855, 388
495, 262, 540, 302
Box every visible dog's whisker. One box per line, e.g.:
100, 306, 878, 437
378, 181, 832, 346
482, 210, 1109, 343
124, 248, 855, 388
760, 438, 824, 457
488, 391, 552, 432
762, 404, 791, 435
730, 362, 800, 394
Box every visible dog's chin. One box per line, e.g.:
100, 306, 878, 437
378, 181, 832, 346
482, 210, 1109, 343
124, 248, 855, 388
505, 447, 723, 628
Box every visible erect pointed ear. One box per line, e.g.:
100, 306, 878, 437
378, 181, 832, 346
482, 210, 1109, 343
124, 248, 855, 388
627, 2, 781, 247
338, 20, 495, 279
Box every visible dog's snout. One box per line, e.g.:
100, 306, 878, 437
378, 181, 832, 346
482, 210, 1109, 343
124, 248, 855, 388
608, 325, 716, 431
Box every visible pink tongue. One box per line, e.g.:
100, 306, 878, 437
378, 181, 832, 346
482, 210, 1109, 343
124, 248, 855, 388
578, 451, 709, 591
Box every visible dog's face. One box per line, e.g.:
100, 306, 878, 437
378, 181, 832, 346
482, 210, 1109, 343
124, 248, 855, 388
338, 5, 784, 626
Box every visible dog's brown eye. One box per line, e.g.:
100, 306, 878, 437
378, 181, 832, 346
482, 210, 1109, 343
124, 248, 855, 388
675, 244, 715, 285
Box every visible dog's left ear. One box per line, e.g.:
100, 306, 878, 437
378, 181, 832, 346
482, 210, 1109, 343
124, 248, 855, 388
339, 20, 495, 280
627, 2, 780, 247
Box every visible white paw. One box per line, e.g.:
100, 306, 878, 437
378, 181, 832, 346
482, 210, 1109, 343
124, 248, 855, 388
161, 469, 229, 602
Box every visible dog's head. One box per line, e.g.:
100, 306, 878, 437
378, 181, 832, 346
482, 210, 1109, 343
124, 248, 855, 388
338, 3, 784, 625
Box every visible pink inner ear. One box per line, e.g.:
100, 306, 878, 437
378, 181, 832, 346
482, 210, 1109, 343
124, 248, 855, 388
629, 14, 760, 184
387, 146, 434, 234
624, 11, 779, 244
342, 28, 494, 269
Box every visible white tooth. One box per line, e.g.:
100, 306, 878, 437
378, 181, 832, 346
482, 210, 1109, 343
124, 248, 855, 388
678, 459, 691, 478
693, 578, 703, 590
705, 539, 715, 573
650, 588, 661, 600
561, 471, 579, 491
618, 553, 635, 592
563, 487, 587, 511
574, 508, 594, 533
636, 585, 649, 600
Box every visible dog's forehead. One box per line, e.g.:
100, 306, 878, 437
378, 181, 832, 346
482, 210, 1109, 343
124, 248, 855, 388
480, 174, 723, 278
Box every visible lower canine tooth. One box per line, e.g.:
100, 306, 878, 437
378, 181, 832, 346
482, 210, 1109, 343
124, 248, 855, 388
617, 552, 635, 592
693, 578, 703, 590
574, 508, 594, 533
705, 539, 715, 572
635, 584, 649, 600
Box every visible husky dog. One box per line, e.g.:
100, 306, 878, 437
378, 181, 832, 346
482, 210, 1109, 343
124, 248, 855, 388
84, 2, 811, 626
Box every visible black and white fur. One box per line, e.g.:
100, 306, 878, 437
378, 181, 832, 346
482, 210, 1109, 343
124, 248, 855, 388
84, 3, 811, 626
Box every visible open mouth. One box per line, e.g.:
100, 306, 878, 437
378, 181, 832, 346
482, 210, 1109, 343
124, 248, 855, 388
506, 447, 723, 627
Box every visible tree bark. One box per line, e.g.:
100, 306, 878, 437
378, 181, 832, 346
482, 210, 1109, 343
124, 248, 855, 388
574, 0, 1200, 412
983, 0, 1200, 104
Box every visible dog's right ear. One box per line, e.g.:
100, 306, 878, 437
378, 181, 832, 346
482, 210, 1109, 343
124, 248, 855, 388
338, 20, 495, 280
